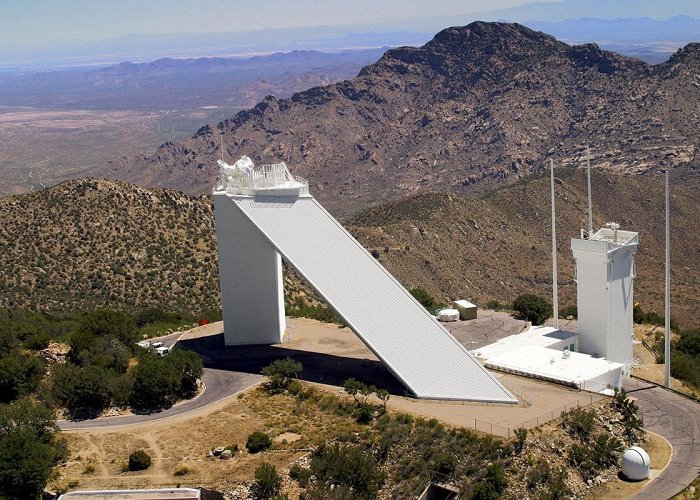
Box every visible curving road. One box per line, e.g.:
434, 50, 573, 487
625, 378, 700, 499
58, 368, 261, 431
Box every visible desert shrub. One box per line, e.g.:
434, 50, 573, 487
527, 459, 571, 498
246, 431, 272, 453
433, 451, 457, 476
309, 442, 384, 499
289, 463, 312, 487
613, 388, 643, 442
513, 294, 552, 325
253, 462, 282, 499
470, 462, 507, 500
527, 459, 551, 489
560, 305, 578, 319
353, 403, 374, 424
128, 450, 151, 471
568, 434, 623, 480
261, 357, 303, 394
409, 288, 435, 310
590, 434, 624, 467
561, 406, 595, 439
514, 427, 528, 454
174, 463, 189, 476
485, 300, 503, 311
225, 443, 239, 453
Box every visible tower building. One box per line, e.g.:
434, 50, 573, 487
571, 223, 639, 371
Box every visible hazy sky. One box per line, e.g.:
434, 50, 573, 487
2, 0, 555, 45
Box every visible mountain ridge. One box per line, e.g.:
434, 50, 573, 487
1, 172, 697, 328
92, 21, 700, 216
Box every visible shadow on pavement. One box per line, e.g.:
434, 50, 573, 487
178, 332, 408, 396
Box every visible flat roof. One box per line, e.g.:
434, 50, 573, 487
473, 326, 576, 359
454, 300, 477, 308
483, 345, 623, 384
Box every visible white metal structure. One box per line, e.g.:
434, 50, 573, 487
437, 309, 460, 322
213, 157, 516, 403
571, 224, 639, 371
550, 159, 559, 329
622, 446, 651, 481
473, 326, 622, 394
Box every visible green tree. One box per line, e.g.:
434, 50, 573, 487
74, 309, 138, 351
0, 399, 60, 500
0, 353, 44, 403
260, 357, 302, 394
409, 288, 435, 310
253, 462, 282, 499
246, 431, 272, 453
49, 364, 115, 418
130, 354, 180, 412
166, 349, 203, 398
513, 294, 552, 325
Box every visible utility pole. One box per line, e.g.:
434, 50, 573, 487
586, 145, 593, 236
550, 159, 559, 329
665, 169, 671, 388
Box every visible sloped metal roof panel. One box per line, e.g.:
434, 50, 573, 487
232, 195, 516, 403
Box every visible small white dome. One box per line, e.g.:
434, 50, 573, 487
622, 446, 650, 481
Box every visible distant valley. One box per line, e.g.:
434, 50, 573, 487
0, 49, 385, 195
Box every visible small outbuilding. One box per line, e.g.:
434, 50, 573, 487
454, 300, 477, 320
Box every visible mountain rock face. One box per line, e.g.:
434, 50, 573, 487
94, 22, 700, 215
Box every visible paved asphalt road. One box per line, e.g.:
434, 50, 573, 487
625, 378, 700, 499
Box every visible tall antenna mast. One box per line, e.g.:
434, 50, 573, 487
550, 159, 559, 329
219, 128, 225, 163
586, 145, 593, 236
664, 169, 671, 388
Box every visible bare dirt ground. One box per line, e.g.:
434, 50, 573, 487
0, 107, 233, 195
182, 316, 606, 437
51, 392, 309, 492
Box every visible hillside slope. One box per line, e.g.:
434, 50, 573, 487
1, 172, 697, 328
94, 22, 700, 216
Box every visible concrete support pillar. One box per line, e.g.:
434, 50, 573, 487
213, 192, 285, 345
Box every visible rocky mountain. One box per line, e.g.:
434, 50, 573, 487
2, 172, 698, 328
93, 21, 700, 216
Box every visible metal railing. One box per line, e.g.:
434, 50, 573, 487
222, 161, 309, 196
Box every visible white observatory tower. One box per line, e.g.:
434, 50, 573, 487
571, 223, 638, 371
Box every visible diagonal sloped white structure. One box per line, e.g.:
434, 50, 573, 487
213, 158, 516, 403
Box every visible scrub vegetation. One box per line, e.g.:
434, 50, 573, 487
0, 307, 203, 419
